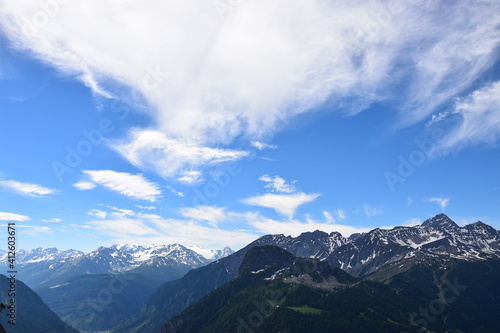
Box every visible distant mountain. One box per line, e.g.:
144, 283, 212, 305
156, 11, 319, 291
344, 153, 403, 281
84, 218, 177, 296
116, 214, 500, 333
0, 243, 233, 290
0, 247, 85, 290
0, 243, 232, 332
187, 245, 234, 260
0, 274, 79, 333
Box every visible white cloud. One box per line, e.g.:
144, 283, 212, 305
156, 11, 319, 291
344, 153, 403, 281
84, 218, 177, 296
0, 211, 30, 221
336, 209, 346, 221
87, 209, 108, 219
363, 205, 382, 218
106, 206, 136, 218
0, 179, 56, 197
180, 206, 227, 227
323, 211, 335, 223
70, 224, 93, 229
434, 81, 500, 153
428, 197, 450, 210
113, 130, 248, 181
259, 174, 296, 193
73, 181, 97, 190
251, 141, 277, 150
242, 192, 320, 218
1, 1, 498, 177
90, 217, 161, 237
87, 212, 259, 250
177, 170, 203, 185
134, 205, 157, 210
80, 170, 162, 202
166, 185, 184, 197
0, 224, 51, 235
41, 218, 62, 223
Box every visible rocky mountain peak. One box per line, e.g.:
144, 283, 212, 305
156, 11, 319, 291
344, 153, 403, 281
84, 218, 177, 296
465, 220, 495, 230
421, 213, 459, 229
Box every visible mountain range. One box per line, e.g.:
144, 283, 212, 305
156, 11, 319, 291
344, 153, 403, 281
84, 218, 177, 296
160, 245, 500, 333
114, 214, 500, 332
0, 243, 233, 332
2, 213, 499, 332
0, 243, 233, 290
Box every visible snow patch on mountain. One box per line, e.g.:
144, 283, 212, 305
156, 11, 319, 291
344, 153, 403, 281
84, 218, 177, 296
187, 245, 234, 260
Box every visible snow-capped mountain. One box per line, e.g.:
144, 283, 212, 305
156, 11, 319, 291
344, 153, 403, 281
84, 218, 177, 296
114, 214, 500, 332
0, 247, 84, 265
249, 213, 500, 277
81, 243, 210, 272
0, 243, 233, 289
187, 245, 234, 260
326, 214, 500, 276
251, 230, 347, 259
210, 213, 499, 278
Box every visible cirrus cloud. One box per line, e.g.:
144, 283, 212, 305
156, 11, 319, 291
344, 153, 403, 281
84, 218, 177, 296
0, 211, 30, 221
76, 170, 162, 202
242, 192, 320, 218
1, 1, 498, 178
180, 205, 227, 227
112, 129, 249, 181
433, 81, 500, 154
0, 179, 56, 197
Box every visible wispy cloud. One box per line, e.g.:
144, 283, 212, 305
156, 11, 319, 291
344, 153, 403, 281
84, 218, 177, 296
87, 209, 108, 219
73, 181, 97, 190
177, 170, 203, 185
113, 130, 248, 181
76, 170, 162, 202
0, 224, 51, 235
242, 192, 320, 218
134, 205, 157, 211
259, 174, 296, 193
41, 218, 62, 223
428, 197, 450, 210
363, 205, 383, 218
106, 206, 136, 218
433, 81, 500, 154
86, 210, 259, 250
0, 179, 56, 197
323, 211, 335, 223
1, 2, 498, 177
180, 206, 227, 227
0, 211, 30, 221
336, 209, 346, 221
251, 141, 277, 150
90, 217, 161, 237
166, 185, 184, 197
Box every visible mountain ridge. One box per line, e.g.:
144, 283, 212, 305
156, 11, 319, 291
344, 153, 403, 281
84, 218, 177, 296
0, 243, 234, 290
115, 214, 500, 333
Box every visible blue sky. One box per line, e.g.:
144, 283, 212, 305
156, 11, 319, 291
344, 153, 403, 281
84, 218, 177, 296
0, 0, 499, 252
